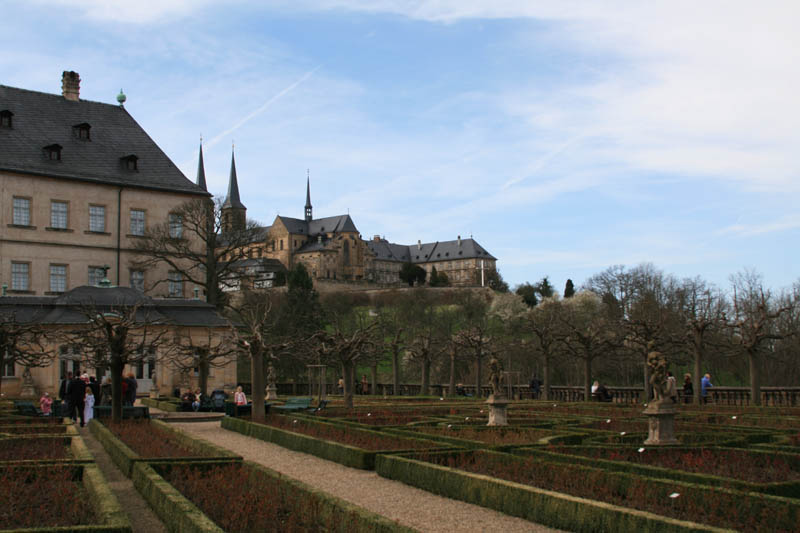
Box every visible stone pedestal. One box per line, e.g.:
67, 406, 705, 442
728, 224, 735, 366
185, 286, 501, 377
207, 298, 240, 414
265, 384, 278, 401
643, 402, 678, 445
486, 395, 509, 426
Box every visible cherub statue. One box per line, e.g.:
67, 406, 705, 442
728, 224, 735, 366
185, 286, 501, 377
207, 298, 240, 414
647, 350, 673, 404
488, 357, 504, 398
267, 364, 276, 386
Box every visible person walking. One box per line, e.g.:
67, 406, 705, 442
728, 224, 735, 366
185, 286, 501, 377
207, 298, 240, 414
67, 371, 86, 427
83, 386, 95, 424
100, 376, 112, 405
683, 373, 693, 404
234, 386, 247, 406
701, 373, 714, 404
529, 376, 541, 400
59, 371, 72, 417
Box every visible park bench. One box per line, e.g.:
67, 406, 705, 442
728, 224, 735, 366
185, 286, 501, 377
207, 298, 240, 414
93, 405, 150, 419
13, 400, 42, 416
273, 397, 313, 412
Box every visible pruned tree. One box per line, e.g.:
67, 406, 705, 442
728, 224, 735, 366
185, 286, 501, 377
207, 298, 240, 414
70, 295, 172, 422
555, 291, 619, 401
525, 296, 564, 400
404, 290, 451, 396
0, 309, 52, 396
170, 326, 240, 396
373, 292, 406, 395
728, 270, 796, 406
132, 197, 262, 310
452, 291, 495, 396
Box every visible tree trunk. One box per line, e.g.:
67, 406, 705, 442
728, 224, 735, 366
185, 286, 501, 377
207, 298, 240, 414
693, 344, 702, 406
370, 363, 378, 396
343, 360, 354, 409
250, 348, 265, 422
542, 352, 550, 401
475, 355, 482, 398
111, 354, 124, 423
448, 350, 456, 396
642, 352, 651, 401
583, 357, 592, 402
198, 354, 210, 396
0, 349, 5, 397
749, 349, 761, 406
420, 357, 430, 396
392, 346, 400, 395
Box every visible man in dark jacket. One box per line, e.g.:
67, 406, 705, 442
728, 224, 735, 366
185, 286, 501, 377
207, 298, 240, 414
67, 372, 86, 426
59, 371, 72, 417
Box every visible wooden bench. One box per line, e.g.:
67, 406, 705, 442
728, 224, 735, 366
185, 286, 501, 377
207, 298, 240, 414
273, 397, 313, 412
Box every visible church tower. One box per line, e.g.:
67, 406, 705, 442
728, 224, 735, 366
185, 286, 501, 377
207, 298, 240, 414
304, 174, 313, 222
222, 148, 246, 233
195, 141, 207, 191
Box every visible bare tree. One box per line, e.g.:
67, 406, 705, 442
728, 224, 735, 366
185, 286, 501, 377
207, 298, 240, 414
170, 326, 240, 396
311, 323, 378, 409
373, 293, 406, 395
555, 291, 619, 401
0, 309, 52, 396
729, 270, 795, 406
452, 292, 495, 397
525, 296, 564, 401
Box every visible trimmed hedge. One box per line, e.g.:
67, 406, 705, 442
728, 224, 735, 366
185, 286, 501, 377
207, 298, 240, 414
89, 419, 241, 477
513, 446, 800, 498
138, 460, 416, 533
221, 416, 449, 470
1, 464, 132, 533
376, 452, 727, 533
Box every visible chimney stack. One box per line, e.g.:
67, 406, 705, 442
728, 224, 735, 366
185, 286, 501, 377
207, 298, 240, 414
457, 235, 461, 246
417, 240, 421, 250
62, 71, 80, 101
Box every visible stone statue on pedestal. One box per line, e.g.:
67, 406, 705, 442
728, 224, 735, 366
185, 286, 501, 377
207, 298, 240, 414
486, 357, 509, 426
643, 350, 678, 445
19, 366, 37, 399
265, 364, 278, 400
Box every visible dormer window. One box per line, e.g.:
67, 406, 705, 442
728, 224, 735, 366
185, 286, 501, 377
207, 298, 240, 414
120, 154, 138, 171
44, 144, 62, 161
0, 110, 12, 128
73, 122, 91, 140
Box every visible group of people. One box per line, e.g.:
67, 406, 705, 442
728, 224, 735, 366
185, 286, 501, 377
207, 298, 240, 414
336, 375, 371, 395
53, 371, 139, 426
680, 372, 714, 403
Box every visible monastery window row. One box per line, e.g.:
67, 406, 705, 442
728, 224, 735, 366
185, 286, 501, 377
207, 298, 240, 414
4, 261, 149, 295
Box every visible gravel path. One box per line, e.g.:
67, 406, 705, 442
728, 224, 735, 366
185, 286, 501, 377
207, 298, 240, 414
172, 421, 564, 533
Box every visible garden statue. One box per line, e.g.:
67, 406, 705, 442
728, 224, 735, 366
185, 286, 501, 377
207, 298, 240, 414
643, 349, 678, 445
20, 366, 37, 399
486, 357, 509, 426
265, 364, 278, 400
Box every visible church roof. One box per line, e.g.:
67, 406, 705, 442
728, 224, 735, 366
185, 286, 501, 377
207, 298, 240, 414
367, 237, 496, 264
222, 150, 245, 209
0, 84, 207, 196
277, 214, 359, 236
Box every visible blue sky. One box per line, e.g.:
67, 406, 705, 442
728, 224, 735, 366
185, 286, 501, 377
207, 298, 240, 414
3, 1, 799, 294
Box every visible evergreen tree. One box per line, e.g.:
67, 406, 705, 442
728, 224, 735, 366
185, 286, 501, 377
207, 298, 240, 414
515, 283, 538, 307
564, 279, 576, 298
538, 276, 555, 298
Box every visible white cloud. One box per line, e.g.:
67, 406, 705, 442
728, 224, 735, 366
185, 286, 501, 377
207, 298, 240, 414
36, 0, 216, 23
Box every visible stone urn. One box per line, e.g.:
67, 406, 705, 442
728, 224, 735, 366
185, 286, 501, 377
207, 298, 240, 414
265, 384, 278, 401
642, 401, 678, 445
486, 394, 509, 426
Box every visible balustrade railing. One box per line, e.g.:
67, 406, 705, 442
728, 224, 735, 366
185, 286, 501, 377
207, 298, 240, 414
244, 382, 800, 407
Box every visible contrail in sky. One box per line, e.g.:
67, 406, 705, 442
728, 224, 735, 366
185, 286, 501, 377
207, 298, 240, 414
205, 66, 321, 149
501, 132, 586, 190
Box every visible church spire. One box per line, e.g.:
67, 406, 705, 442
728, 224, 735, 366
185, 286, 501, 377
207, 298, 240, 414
223, 147, 245, 210
222, 146, 246, 233
195, 140, 207, 192
304, 170, 312, 221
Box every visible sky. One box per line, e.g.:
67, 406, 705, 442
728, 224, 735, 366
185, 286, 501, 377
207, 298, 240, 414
3, 1, 799, 294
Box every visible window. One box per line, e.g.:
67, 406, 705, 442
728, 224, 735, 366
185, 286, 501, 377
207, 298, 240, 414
44, 144, 62, 161
280, 239, 283, 250
59, 345, 82, 379
169, 213, 182, 239
50, 201, 68, 229
2, 355, 14, 377
130, 270, 144, 292
168, 271, 183, 297
73, 123, 91, 140
12, 197, 30, 226
121, 154, 138, 171
11, 262, 29, 291
0, 110, 12, 128
130, 209, 145, 236
89, 205, 105, 232
49, 265, 67, 293
88, 266, 105, 286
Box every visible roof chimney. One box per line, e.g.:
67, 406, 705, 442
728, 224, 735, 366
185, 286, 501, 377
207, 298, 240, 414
457, 235, 461, 246
417, 240, 421, 250
373, 235, 381, 242
62, 71, 80, 101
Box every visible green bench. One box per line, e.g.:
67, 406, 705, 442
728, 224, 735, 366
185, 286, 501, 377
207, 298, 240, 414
224, 401, 272, 417
273, 397, 313, 412
13, 400, 41, 416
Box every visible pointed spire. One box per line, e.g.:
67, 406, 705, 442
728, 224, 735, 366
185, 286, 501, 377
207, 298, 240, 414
195, 139, 207, 192
223, 147, 245, 209
304, 170, 313, 221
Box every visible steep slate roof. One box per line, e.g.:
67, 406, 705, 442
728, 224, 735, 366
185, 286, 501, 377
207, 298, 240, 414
276, 214, 359, 236
0, 286, 228, 327
0, 85, 207, 195
222, 150, 245, 209
367, 238, 496, 264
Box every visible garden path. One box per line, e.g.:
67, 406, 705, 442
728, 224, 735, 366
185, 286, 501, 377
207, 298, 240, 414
172, 421, 565, 533
79, 425, 168, 533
